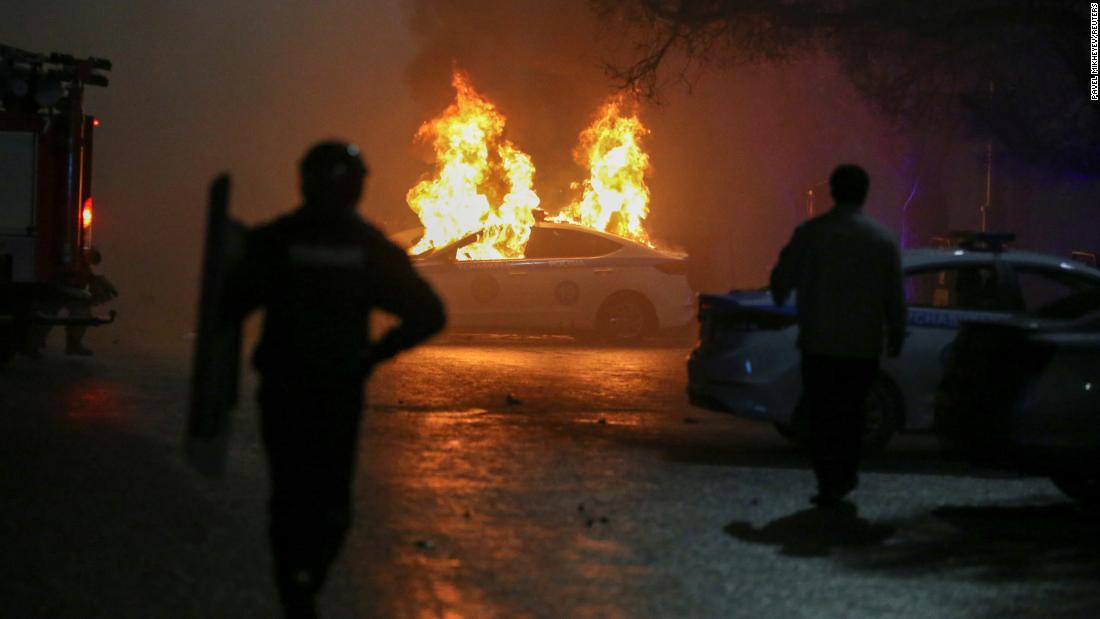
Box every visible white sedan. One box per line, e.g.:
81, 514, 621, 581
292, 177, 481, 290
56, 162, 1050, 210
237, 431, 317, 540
687, 245, 1100, 448
412, 221, 695, 341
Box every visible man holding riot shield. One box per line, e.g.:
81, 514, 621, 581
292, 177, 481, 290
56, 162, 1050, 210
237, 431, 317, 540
222, 141, 445, 618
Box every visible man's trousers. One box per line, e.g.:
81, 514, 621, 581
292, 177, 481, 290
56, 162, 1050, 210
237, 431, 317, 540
259, 377, 364, 614
800, 354, 879, 495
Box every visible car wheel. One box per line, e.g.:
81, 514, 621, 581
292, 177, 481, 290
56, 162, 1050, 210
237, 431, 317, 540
1050, 475, 1100, 508
774, 376, 902, 453
596, 293, 655, 343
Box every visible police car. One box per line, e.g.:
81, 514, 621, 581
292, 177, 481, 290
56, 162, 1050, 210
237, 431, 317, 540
411, 221, 695, 341
937, 303, 1100, 505
687, 236, 1100, 449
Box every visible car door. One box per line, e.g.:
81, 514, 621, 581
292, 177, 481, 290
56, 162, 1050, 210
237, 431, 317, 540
518, 227, 624, 330
414, 235, 523, 330
883, 261, 1015, 428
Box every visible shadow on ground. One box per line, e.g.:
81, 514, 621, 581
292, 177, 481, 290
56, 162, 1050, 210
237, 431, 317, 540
856, 502, 1099, 577
870, 501, 1100, 618
727, 495, 1100, 618
725, 502, 895, 557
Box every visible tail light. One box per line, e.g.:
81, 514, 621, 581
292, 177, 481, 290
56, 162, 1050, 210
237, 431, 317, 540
654, 259, 687, 275
81, 196, 93, 248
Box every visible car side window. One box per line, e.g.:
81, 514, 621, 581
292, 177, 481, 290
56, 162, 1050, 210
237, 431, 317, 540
905, 265, 998, 310
525, 228, 622, 259
1014, 267, 1100, 315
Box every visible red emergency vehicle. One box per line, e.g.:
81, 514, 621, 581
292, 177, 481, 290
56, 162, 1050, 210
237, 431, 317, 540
1, 44, 115, 366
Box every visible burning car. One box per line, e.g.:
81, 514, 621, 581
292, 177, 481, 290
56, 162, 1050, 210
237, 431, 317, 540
411, 219, 693, 341
397, 71, 687, 340
687, 236, 1100, 450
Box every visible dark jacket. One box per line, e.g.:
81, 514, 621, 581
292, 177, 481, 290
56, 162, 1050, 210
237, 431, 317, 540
225, 205, 445, 379
770, 204, 906, 359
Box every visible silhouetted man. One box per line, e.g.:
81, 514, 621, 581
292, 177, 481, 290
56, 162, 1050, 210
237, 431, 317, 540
225, 141, 445, 618
770, 164, 905, 507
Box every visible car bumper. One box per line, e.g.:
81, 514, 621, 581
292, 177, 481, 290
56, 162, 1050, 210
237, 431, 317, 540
654, 290, 697, 330
686, 348, 799, 423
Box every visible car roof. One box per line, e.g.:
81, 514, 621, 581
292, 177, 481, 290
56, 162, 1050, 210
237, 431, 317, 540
535, 220, 641, 243
534, 221, 687, 258
413, 220, 680, 259
903, 248, 1100, 279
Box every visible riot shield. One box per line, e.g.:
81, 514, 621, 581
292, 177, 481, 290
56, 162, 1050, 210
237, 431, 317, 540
187, 174, 245, 478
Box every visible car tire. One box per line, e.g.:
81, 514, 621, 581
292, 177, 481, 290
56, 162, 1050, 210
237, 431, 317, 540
774, 375, 903, 453
596, 292, 656, 343
1050, 475, 1100, 508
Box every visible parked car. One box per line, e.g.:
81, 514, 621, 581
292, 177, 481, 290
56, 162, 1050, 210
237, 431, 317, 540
412, 221, 695, 341
687, 240, 1100, 450
936, 297, 1100, 506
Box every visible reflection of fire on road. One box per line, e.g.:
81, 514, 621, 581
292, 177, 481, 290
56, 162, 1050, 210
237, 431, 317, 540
406, 71, 653, 261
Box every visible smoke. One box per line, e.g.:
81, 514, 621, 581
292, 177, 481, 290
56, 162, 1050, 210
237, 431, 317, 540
2, 0, 993, 354
402, 0, 620, 216
401, 1, 919, 289
1, 1, 425, 353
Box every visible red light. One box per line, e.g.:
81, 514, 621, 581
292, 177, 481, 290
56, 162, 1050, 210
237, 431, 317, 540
92, 118, 100, 127
82, 197, 93, 228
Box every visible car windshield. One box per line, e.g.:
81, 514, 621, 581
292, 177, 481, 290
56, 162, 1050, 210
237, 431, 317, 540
525, 227, 622, 259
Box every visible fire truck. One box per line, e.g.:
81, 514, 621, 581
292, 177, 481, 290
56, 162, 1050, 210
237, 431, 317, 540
1, 45, 115, 367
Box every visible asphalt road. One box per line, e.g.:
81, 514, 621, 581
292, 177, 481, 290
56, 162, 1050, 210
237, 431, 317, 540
1, 334, 1097, 618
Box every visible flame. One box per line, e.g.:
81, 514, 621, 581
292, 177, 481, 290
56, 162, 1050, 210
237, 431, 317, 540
405, 75, 654, 259
552, 96, 651, 245
406, 72, 539, 260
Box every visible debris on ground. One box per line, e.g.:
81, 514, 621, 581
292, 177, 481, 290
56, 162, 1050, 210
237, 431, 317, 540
585, 516, 610, 528
505, 393, 522, 406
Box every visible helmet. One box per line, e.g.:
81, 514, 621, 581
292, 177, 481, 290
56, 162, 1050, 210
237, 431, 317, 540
298, 141, 369, 208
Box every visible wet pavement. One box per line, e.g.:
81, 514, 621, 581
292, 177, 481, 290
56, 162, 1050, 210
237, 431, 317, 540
1, 335, 1098, 618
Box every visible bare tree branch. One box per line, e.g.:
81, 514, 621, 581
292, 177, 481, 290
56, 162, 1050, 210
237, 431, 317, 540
595, 0, 1100, 172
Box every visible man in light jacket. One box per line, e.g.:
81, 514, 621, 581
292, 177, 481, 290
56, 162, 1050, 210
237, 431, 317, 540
770, 164, 906, 506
